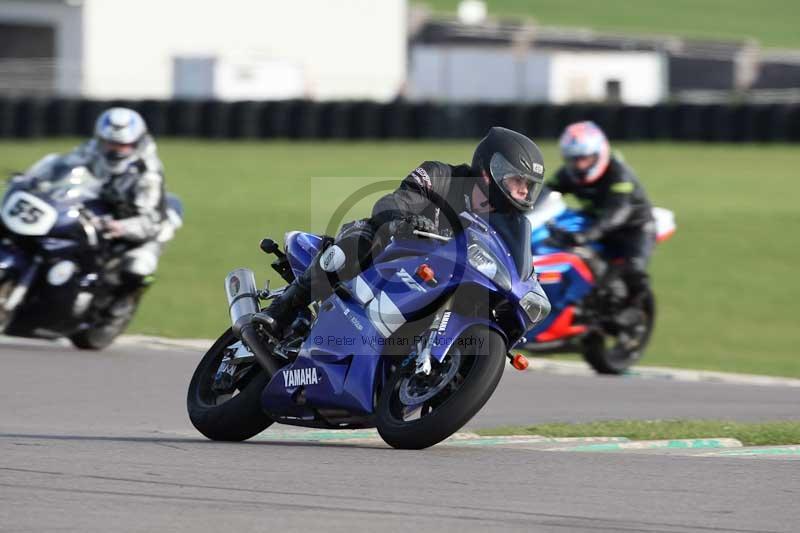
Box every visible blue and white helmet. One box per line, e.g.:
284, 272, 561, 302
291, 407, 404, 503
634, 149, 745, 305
93, 107, 148, 174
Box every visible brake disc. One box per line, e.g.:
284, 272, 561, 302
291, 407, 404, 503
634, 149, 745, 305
398, 350, 462, 405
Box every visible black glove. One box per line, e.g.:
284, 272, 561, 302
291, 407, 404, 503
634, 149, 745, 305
573, 226, 603, 245
546, 226, 590, 247
391, 215, 437, 238
570, 232, 589, 246
545, 224, 570, 245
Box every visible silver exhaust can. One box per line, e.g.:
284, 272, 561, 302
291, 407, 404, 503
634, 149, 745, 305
224, 268, 260, 326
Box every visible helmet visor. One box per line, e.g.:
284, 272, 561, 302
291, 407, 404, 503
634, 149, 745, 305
490, 152, 544, 211
565, 154, 597, 177
100, 140, 136, 162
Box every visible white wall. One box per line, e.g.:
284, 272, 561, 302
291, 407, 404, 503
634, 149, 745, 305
0, 0, 84, 95
408, 46, 550, 102
407, 46, 664, 104
81, 0, 406, 101
548, 52, 665, 105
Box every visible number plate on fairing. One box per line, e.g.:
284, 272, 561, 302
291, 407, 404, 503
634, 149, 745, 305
1, 191, 58, 236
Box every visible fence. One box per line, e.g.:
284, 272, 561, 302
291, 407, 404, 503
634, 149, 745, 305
1, 98, 798, 141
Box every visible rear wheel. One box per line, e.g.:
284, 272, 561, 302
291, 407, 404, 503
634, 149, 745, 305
582, 289, 655, 374
187, 328, 274, 441
376, 326, 506, 450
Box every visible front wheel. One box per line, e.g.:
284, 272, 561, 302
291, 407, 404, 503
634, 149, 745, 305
187, 328, 274, 441
376, 326, 506, 450
0, 279, 17, 332
69, 291, 142, 350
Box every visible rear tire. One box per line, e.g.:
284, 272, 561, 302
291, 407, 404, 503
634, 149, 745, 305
187, 328, 274, 441
376, 326, 506, 450
582, 290, 655, 375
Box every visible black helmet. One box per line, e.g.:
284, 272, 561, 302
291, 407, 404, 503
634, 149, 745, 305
471, 127, 545, 213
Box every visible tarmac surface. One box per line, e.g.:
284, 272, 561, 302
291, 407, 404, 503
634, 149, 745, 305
1, 337, 798, 532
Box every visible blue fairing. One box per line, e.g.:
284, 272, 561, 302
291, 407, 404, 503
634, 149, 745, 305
285, 231, 325, 279
530, 208, 604, 257
523, 207, 600, 344
261, 212, 540, 420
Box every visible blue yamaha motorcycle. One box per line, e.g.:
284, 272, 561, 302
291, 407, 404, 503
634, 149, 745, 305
187, 211, 546, 449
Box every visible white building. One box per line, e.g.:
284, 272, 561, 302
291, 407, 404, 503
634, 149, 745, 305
407, 46, 666, 105
0, 0, 407, 101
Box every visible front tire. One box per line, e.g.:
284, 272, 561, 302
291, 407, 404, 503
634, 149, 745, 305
69, 292, 141, 350
187, 328, 274, 441
0, 279, 17, 332
69, 318, 133, 350
376, 326, 506, 450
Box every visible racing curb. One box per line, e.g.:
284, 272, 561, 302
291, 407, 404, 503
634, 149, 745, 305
547, 438, 742, 452
119, 334, 800, 387
243, 429, 750, 454
244, 429, 800, 457
699, 445, 800, 457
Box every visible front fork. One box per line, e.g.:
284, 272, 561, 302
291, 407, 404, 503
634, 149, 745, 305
2, 256, 41, 313
414, 296, 454, 376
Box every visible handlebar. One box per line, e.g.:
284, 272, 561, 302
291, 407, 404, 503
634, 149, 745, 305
412, 229, 451, 242
77, 209, 113, 247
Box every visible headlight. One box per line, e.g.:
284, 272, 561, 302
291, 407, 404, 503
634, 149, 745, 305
47, 260, 76, 286
468, 242, 512, 291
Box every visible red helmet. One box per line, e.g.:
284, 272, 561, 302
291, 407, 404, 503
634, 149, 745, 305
558, 121, 610, 184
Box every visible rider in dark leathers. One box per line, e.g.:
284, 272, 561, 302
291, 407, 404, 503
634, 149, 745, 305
261, 127, 552, 334
548, 121, 655, 303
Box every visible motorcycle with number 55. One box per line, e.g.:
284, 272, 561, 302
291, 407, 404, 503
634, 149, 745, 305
0, 164, 183, 349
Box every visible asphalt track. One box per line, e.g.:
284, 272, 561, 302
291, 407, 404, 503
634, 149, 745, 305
1, 337, 798, 532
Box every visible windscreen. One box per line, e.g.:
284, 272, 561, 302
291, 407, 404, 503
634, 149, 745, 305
36, 164, 103, 203
483, 211, 533, 281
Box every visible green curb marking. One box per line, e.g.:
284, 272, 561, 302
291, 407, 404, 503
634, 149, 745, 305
706, 446, 800, 456
250, 431, 633, 447
447, 436, 629, 447
560, 438, 742, 452
247, 432, 764, 456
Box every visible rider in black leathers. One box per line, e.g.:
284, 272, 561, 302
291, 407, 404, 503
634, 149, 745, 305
548, 121, 655, 303
260, 127, 552, 334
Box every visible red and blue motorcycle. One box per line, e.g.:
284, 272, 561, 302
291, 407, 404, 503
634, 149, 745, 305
521, 191, 676, 374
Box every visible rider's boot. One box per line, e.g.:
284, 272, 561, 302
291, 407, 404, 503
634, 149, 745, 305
615, 269, 650, 327
258, 276, 312, 338
109, 272, 151, 318
259, 232, 362, 338
624, 269, 651, 307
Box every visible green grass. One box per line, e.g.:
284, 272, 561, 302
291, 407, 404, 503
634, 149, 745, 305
1, 140, 798, 377
420, 0, 800, 49
478, 420, 800, 446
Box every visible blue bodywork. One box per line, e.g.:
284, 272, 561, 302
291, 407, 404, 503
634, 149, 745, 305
262, 212, 541, 423
522, 208, 601, 345
0, 174, 108, 276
